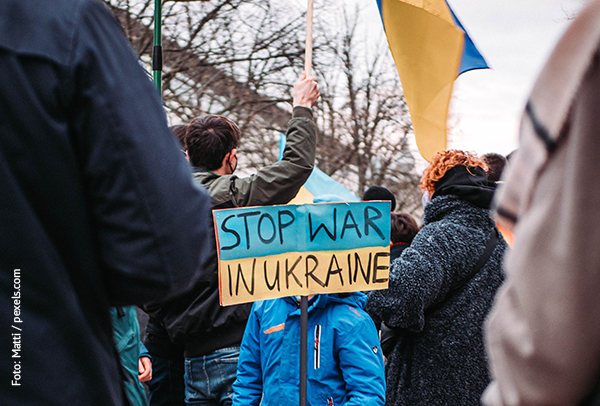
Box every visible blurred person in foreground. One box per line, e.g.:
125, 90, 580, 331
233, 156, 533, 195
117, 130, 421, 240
366, 149, 507, 406
146, 73, 320, 406
0, 0, 212, 404
484, 1, 600, 404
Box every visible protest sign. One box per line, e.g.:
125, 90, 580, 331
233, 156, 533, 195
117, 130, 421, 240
215, 201, 390, 306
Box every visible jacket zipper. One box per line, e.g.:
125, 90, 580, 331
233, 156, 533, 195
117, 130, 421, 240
327, 397, 334, 406
314, 325, 321, 369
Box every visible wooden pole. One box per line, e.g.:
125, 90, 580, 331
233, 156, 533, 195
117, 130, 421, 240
300, 6, 313, 405
304, 0, 314, 76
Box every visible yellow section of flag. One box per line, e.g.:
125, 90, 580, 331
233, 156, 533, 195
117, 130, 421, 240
380, 0, 464, 160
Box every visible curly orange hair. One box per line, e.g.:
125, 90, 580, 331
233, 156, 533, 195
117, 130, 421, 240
420, 150, 487, 195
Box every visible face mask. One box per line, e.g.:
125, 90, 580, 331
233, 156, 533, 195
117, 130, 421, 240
422, 190, 430, 209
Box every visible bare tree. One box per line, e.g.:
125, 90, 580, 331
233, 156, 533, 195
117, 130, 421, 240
106, 0, 313, 168
105, 0, 423, 215
312, 8, 422, 213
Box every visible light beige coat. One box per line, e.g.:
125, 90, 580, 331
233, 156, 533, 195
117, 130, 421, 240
484, 1, 600, 405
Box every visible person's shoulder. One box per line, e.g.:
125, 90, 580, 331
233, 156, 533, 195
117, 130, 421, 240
0, 0, 90, 63
0, 0, 117, 66
324, 295, 371, 327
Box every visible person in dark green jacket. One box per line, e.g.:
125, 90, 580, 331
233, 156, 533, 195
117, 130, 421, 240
146, 72, 320, 406
111, 306, 152, 406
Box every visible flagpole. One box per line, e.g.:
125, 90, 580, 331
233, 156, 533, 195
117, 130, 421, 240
153, 0, 163, 95
304, 0, 314, 76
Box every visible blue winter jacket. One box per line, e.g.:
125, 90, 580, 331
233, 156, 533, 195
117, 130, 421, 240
233, 293, 385, 406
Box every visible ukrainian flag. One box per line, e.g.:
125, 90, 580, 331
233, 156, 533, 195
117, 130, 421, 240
377, 0, 488, 160
278, 134, 360, 204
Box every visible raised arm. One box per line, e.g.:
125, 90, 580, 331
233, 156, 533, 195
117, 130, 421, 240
230, 73, 320, 207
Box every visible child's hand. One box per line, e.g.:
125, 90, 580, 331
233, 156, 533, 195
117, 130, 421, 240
138, 356, 152, 382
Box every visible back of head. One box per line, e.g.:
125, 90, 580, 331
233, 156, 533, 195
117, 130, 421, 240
420, 149, 488, 196
481, 153, 507, 182
362, 186, 397, 212
420, 150, 497, 209
171, 124, 188, 149
390, 212, 420, 244
186, 115, 240, 170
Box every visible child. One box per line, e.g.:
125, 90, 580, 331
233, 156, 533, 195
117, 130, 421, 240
232, 293, 385, 406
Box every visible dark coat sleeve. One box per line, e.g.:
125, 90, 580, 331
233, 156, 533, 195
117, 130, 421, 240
70, 0, 212, 305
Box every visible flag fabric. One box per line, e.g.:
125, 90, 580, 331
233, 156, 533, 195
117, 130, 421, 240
278, 134, 360, 204
376, 0, 488, 160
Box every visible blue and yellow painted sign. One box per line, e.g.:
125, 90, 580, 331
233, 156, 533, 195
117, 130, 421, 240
215, 201, 391, 306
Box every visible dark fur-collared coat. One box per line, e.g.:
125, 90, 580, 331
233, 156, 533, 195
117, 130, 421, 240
367, 173, 506, 406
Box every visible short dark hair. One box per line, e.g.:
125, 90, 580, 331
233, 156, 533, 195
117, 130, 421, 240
185, 115, 240, 170
170, 125, 188, 149
390, 212, 420, 244
481, 153, 507, 183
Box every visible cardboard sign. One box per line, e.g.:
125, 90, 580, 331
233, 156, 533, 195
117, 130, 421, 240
214, 201, 390, 306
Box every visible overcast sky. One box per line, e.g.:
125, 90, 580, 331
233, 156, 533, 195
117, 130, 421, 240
354, 0, 586, 157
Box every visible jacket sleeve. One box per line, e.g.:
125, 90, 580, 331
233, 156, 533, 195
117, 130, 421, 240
230, 106, 316, 207
232, 304, 263, 406
366, 222, 486, 332
336, 315, 386, 406
138, 342, 151, 361
70, 1, 212, 305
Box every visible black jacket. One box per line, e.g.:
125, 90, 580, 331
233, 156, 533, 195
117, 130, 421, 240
0, 1, 212, 405
367, 167, 506, 406
147, 106, 317, 358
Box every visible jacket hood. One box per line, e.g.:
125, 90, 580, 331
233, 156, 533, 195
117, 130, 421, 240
285, 292, 367, 311
315, 292, 367, 309
432, 165, 496, 209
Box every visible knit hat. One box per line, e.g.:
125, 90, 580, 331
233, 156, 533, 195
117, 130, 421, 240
362, 186, 396, 211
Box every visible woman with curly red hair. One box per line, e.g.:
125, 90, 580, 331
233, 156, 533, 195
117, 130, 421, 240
367, 150, 507, 406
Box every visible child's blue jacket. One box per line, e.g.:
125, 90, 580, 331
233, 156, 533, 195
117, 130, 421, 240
232, 293, 385, 406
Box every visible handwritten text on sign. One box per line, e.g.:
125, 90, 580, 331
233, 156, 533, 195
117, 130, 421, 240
214, 201, 390, 306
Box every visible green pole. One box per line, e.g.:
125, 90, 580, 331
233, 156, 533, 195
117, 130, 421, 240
153, 0, 162, 95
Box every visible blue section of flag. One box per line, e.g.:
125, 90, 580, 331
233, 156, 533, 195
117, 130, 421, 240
304, 167, 360, 202
444, 0, 489, 75
279, 133, 360, 202
376, 0, 383, 23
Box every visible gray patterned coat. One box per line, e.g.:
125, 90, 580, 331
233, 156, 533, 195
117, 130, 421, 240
367, 195, 506, 406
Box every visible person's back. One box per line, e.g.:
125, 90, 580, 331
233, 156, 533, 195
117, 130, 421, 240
366, 150, 506, 406
147, 76, 320, 405
0, 1, 212, 404
233, 293, 386, 406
